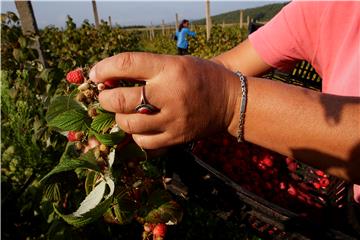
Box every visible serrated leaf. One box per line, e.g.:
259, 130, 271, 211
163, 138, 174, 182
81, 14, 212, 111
91, 130, 125, 146
46, 95, 85, 123
85, 171, 97, 195
53, 196, 112, 228
48, 109, 91, 131
91, 112, 115, 132
73, 180, 106, 217
112, 196, 137, 224
144, 200, 183, 224
40, 158, 100, 184
43, 183, 61, 202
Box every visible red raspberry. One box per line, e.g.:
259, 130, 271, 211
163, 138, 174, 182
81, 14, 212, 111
315, 170, 325, 177
320, 178, 330, 188
66, 68, 84, 85
104, 80, 119, 88
287, 162, 298, 172
287, 186, 297, 196
67, 131, 80, 142
313, 182, 321, 189
153, 223, 166, 239
262, 157, 273, 167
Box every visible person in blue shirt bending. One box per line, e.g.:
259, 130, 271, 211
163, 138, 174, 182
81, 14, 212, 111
175, 19, 196, 55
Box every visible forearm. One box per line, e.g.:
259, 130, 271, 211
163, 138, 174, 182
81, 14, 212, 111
228, 76, 360, 183
211, 39, 271, 77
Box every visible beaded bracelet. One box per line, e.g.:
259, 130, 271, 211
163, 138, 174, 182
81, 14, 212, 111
235, 71, 247, 142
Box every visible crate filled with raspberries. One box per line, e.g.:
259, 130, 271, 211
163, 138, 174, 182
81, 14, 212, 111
188, 133, 357, 239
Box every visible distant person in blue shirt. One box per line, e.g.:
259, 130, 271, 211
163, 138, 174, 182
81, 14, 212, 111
175, 19, 196, 55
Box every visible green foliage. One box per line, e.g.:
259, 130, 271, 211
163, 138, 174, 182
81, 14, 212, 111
189, 25, 246, 59
39, 16, 142, 73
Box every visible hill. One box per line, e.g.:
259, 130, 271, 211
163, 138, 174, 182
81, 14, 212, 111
192, 2, 289, 25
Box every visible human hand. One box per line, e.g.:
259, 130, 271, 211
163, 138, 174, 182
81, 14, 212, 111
89, 52, 241, 149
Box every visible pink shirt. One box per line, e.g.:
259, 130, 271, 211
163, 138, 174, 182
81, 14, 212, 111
249, 1, 360, 202
249, 1, 360, 97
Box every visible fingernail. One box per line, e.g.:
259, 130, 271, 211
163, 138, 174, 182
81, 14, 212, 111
89, 68, 96, 81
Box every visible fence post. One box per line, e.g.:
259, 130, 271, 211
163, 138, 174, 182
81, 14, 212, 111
247, 15, 250, 27
14, 0, 46, 67
175, 13, 179, 29
205, 0, 211, 41
239, 10, 243, 28
92, 0, 100, 28
162, 19, 165, 36
108, 16, 112, 28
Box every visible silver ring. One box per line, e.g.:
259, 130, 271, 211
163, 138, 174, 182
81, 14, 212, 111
135, 85, 157, 114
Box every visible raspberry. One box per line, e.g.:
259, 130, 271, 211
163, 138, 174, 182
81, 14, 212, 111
104, 80, 119, 88
287, 162, 297, 172
320, 178, 330, 188
262, 157, 273, 167
315, 170, 325, 177
287, 186, 297, 196
67, 131, 80, 142
313, 182, 321, 189
153, 224, 166, 239
66, 68, 84, 85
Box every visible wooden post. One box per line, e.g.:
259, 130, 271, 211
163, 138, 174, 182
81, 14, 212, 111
161, 19, 165, 36
205, 0, 211, 41
175, 13, 179, 30
240, 10, 243, 28
92, 0, 100, 28
222, 20, 225, 29
15, 0, 46, 66
108, 16, 112, 28
247, 15, 250, 27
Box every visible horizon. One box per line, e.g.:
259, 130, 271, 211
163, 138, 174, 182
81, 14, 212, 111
1, 1, 284, 28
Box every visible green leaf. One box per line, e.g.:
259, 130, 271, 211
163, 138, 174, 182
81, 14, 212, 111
144, 200, 183, 225
112, 195, 137, 224
90, 112, 115, 132
73, 180, 107, 217
53, 196, 112, 228
48, 109, 91, 131
40, 158, 100, 184
85, 171, 98, 195
92, 130, 125, 146
46, 95, 85, 123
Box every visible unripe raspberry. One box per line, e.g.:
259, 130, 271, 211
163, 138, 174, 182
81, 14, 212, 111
143, 223, 155, 232
76, 92, 86, 102
78, 82, 90, 91
99, 144, 109, 154
75, 142, 83, 150
97, 83, 106, 91
88, 108, 98, 118
75, 131, 84, 140
83, 89, 95, 99
66, 68, 84, 85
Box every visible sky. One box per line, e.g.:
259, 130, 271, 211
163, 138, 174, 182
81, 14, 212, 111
1, 0, 283, 28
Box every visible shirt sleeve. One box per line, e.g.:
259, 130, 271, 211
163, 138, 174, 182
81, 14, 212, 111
248, 2, 323, 71
185, 28, 196, 37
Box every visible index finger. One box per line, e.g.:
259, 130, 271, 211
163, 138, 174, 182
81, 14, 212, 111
89, 52, 165, 83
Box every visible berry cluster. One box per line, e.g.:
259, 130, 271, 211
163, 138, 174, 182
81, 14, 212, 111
192, 133, 346, 226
